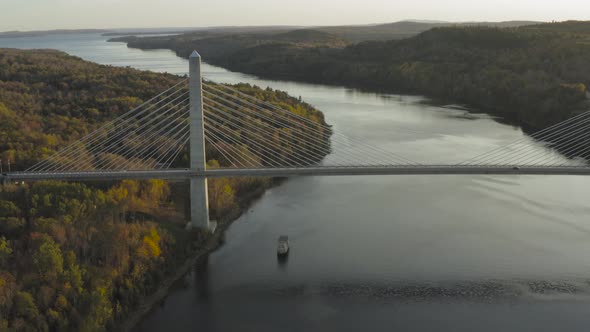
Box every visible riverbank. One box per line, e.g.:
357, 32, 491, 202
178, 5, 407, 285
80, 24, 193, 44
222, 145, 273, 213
117, 179, 278, 331
117, 220, 226, 332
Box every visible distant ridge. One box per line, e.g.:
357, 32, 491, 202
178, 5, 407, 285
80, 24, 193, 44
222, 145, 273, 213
0, 29, 108, 38
459, 20, 543, 27
312, 20, 542, 42
401, 19, 450, 24
0, 21, 545, 41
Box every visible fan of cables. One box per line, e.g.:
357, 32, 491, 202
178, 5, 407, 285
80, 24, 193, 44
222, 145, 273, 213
28, 79, 191, 172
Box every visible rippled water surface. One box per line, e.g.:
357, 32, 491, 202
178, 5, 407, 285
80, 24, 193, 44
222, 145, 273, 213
3, 33, 590, 331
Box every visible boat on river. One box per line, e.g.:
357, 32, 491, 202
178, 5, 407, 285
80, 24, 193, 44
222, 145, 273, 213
277, 235, 289, 256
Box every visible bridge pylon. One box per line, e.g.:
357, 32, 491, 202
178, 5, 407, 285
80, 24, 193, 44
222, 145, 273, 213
189, 51, 215, 232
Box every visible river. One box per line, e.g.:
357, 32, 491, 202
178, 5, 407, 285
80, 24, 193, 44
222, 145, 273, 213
3, 33, 590, 331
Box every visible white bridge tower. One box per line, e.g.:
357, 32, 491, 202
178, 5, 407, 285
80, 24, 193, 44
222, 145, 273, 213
189, 51, 215, 231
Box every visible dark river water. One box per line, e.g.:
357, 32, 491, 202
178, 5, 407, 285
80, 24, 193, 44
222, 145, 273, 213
3, 33, 590, 331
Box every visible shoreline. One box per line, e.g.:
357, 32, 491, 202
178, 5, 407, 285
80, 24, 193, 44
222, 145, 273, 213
117, 181, 275, 331
117, 214, 229, 332
113, 40, 589, 135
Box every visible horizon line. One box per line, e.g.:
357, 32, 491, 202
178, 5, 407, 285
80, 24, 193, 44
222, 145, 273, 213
0, 18, 570, 34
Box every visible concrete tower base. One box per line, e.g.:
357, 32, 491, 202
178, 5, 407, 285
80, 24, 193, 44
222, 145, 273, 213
189, 177, 216, 232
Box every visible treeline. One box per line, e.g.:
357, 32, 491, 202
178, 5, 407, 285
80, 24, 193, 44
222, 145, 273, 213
120, 21, 590, 132
220, 23, 590, 131
0, 49, 330, 330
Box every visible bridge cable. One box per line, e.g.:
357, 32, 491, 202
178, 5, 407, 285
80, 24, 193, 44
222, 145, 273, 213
202, 85, 412, 166
36, 90, 190, 172
97, 100, 190, 170
203, 82, 419, 166
158, 132, 191, 169
203, 103, 331, 166
204, 127, 261, 168
146, 127, 191, 170
459, 110, 590, 165
202, 94, 359, 166
205, 137, 239, 168
49, 96, 189, 172
204, 108, 310, 167
514, 119, 590, 166
474, 114, 590, 166
204, 115, 296, 168
203, 83, 400, 165
478, 117, 590, 167
205, 130, 259, 168
202, 89, 334, 157
81, 98, 190, 171
28, 79, 188, 172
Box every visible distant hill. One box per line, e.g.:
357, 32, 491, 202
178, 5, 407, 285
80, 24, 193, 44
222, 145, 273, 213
112, 20, 544, 63
274, 29, 341, 42
0, 29, 108, 38
402, 19, 450, 24
521, 20, 590, 34
312, 20, 541, 42
269, 29, 348, 47
313, 21, 451, 42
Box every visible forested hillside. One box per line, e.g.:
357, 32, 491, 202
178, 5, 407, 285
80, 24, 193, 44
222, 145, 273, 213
0, 49, 329, 331
219, 22, 590, 130
111, 28, 348, 61
0, 49, 179, 169
118, 21, 590, 131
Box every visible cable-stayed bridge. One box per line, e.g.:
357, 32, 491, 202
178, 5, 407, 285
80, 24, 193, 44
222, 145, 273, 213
3, 51, 590, 229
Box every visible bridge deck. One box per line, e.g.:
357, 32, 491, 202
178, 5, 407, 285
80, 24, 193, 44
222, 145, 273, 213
4, 166, 590, 182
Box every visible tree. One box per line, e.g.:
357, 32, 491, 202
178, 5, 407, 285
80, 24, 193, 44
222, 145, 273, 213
0, 217, 25, 237
142, 180, 170, 205
138, 227, 161, 259
207, 160, 236, 218
80, 287, 113, 332
64, 251, 84, 294
32, 236, 64, 281
0, 200, 20, 217
0, 272, 17, 316
13, 291, 39, 321
0, 237, 12, 267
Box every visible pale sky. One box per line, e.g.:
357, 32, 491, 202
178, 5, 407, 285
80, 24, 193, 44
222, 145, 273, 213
1, 0, 590, 31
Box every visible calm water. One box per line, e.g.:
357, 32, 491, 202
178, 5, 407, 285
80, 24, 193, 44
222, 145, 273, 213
4, 33, 590, 331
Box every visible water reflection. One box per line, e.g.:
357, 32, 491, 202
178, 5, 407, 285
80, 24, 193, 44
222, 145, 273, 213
194, 256, 211, 301
277, 253, 289, 270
